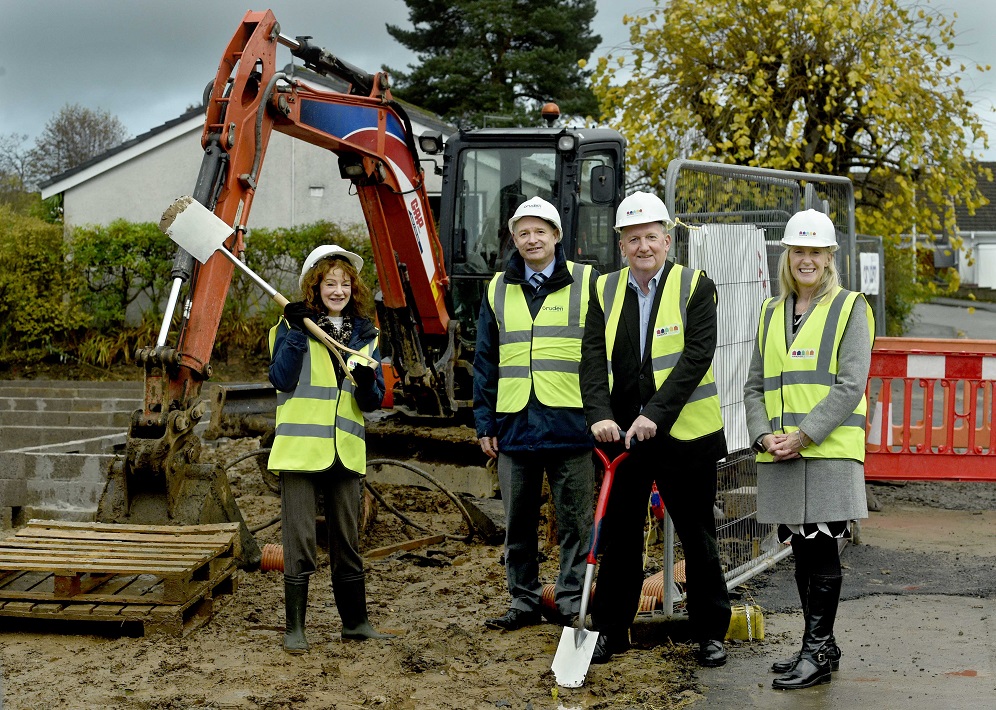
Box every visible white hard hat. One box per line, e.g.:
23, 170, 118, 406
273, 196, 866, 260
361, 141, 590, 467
781, 209, 838, 251
508, 196, 562, 234
299, 244, 364, 288
614, 190, 670, 231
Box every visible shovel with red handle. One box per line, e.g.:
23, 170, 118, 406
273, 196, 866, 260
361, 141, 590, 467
551, 439, 631, 688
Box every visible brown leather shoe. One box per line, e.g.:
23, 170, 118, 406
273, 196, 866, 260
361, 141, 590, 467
484, 608, 541, 631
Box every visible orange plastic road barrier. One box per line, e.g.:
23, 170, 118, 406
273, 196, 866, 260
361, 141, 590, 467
865, 337, 996, 481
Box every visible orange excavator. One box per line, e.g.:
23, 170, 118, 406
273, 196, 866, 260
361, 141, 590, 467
96, 9, 626, 564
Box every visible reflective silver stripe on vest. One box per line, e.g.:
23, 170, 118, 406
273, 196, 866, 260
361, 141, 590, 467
500, 330, 533, 344
567, 261, 586, 326
602, 270, 623, 380
274, 422, 335, 438
533, 325, 585, 339
686, 380, 718, 404
276, 383, 336, 406
760, 299, 778, 357
765, 371, 836, 389
816, 290, 849, 373
336, 415, 366, 440
651, 352, 682, 371
602, 271, 622, 328
493, 273, 510, 336
775, 411, 866, 430
499, 365, 531, 379
678, 265, 692, 325
531, 359, 580, 374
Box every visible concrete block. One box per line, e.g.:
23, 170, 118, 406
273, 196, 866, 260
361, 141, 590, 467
0, 506, 12, 530
0, 453, 26, 479
0, 477, 28, 504
0, 410, 131, 428
1, 427, 124, 451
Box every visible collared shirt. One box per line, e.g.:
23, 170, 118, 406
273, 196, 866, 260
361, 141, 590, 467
524, 260, 556, 287
627, 262, 667, 360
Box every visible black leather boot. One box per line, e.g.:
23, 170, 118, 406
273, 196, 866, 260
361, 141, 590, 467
333, 574, 397, 641
283, 574, 310, 654
772, 574, 841, 690
770, 568, 842, 673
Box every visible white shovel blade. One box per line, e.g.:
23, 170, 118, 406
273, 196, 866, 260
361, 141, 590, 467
159, 196, 234, 265
551, 626, 600, 688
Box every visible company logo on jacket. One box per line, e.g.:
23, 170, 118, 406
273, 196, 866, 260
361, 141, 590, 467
790, 348, 817, 359
655, 324, 681, 337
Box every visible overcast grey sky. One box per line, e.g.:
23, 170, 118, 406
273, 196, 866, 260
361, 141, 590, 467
1, 0, 994, 158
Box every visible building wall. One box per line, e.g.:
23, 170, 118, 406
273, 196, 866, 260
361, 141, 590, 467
62, 122, 443, 231
958, 231, 996, 287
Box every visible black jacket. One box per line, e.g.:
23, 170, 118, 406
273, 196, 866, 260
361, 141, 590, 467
579, 261, 727, 461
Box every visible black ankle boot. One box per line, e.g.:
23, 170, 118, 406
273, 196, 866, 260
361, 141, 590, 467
772, 574, 842, 690
283, 574, 310, 654
333, 574, 397, 641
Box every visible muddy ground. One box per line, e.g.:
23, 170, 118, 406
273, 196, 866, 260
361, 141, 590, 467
2, 425, 994, 709
1, 435, 702, 710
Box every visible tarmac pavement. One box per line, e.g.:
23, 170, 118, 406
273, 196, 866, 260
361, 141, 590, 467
693, 500, 996, 708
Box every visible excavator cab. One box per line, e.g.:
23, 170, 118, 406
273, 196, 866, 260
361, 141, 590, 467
436, 127, 626, 346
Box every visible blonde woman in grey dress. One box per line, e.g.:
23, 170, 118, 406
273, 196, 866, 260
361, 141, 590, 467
744, 210, 873, 690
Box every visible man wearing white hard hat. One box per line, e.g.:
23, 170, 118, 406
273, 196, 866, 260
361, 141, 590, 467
268, 244, 395, 653
579, 190, 732, 667
744, 209, 873, 689
473, 196, 597, 631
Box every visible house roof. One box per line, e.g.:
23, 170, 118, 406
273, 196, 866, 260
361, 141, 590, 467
954, 161, 996, 233
40, 64, 453, 200
39, 106, 205, 199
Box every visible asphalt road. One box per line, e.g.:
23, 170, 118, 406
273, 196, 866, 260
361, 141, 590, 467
692, 482, 996, 708
907, 298, 996, 340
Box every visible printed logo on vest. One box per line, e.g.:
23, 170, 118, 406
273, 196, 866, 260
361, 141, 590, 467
655, 324, 681, 337
789, 348, 817, 359
542, 305, 565, 312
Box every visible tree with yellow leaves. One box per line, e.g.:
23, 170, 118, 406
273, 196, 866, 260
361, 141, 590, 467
590, 0, 990, 331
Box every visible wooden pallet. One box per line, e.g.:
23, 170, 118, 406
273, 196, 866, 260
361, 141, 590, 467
0, 520, 240, 637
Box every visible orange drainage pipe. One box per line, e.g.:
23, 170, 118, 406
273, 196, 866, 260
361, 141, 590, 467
540, 559, 686, 616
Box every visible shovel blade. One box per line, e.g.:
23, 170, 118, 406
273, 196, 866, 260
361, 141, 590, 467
551, 626, 600, 688
159, 196, 234, 265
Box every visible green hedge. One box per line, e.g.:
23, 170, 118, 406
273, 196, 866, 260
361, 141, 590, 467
0, 214, 370, 369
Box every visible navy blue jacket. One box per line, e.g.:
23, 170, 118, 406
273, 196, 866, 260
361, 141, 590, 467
473, 243, 596, 453
269, 316, 385, 412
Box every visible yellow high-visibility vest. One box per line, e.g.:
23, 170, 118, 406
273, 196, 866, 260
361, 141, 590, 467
598, 264, 724, 440
756, 287, 874, 462
266, 321, 373, 476
486, 261, 593, 412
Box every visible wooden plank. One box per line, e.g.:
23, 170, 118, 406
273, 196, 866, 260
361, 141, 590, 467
14, 528, 236, 547
53, 572, 113, 597
0, 560, 209, 575
0, 550, 214, 569
22, 519, 241, 535
364, 534, 446, 559
0, 539, 224, 555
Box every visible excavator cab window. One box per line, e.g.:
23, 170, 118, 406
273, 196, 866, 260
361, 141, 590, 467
450, 146, 556, 342
574, 151, 619, 273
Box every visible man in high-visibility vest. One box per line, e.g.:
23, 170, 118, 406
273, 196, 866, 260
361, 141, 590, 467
579, 191, 732, 667
474, 196, 597, 631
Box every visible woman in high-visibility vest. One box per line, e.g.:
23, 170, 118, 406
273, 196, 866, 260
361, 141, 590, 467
744, 210, 873, 690
268, 244, 395, 654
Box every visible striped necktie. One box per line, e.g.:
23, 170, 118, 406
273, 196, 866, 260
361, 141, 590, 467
530, 272, 547, 291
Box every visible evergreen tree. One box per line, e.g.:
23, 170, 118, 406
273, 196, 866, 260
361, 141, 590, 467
385, 0, 601, 126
